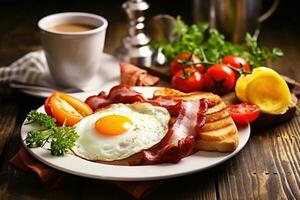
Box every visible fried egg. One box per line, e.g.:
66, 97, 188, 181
72, 102, 170, 161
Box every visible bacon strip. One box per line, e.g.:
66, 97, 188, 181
195, 99, 209, 133
140, 100, 207, 165
85, 85, 146, 110
85, 85, 182, 113
148, 96, 182, 116
84, 85, 210, 165
120, 63, 160, 86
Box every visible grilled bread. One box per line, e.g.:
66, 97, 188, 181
154, 88, 239, 152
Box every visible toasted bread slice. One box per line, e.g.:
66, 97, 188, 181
153, 88, 239, 152
195, 134, 238, 152
154, 88, 221, 103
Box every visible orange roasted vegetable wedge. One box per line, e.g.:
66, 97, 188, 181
44, 92, 93, 126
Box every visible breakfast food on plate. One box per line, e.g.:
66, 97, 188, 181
84, 86, 239, 162
25, 85, 241, 165
84, 85, 206, 165
153, 87, 239, 152
72, 103, 170, 161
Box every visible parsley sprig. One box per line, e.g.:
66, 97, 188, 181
25, 110, 79, 156
26, 110, 56, 129
152, 17, 283, 67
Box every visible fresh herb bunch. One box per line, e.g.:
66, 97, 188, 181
25, 110, 79, 156
152, 17, 283, 67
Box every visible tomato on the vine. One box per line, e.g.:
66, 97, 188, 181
222, 55, 251, 78
171, 67, 205, 93
204, 64, 236, 94
227, 103, 260, 125
170, 53, 204, 75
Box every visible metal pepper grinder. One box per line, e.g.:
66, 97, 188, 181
116, 0, 152, 68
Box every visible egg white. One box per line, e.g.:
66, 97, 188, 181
72, 103, 170, 161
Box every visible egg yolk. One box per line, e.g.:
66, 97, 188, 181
95, 115, 133, 136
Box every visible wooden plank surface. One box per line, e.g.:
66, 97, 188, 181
0, 95, 18, 155
217, 122, 300, 199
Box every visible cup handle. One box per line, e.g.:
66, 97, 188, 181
258, 0, 280, 22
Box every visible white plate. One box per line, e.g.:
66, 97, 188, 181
19, 53, 120, 98
20, 87, 251, 181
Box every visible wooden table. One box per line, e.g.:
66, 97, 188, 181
0, 1, 299, 199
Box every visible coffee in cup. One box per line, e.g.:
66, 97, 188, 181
47, 23, 97, 32
38, 12, 108, 89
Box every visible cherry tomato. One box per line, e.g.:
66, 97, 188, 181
44, 92, 93, 126
171, 68, 205, 93
170, 53, 204, 75
204, 64, 236, 94
222, 55, 251, 78
227, 103, 260, 125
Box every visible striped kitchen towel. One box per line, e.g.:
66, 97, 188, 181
0, 51, 50, 86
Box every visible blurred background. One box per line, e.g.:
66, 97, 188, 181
0, 0, 299, 74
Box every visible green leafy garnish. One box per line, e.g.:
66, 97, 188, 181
152, 17, 283, 67
245, 33, 283, 66
25, 110, 79, 156
26, 110, 56, 129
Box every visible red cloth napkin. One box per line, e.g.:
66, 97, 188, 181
10, 147, 163, 199
120, 63, 160, 86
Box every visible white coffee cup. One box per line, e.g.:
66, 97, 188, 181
38, 12, 108, 89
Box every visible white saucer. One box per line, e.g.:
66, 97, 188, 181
20, 53, 120, 98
